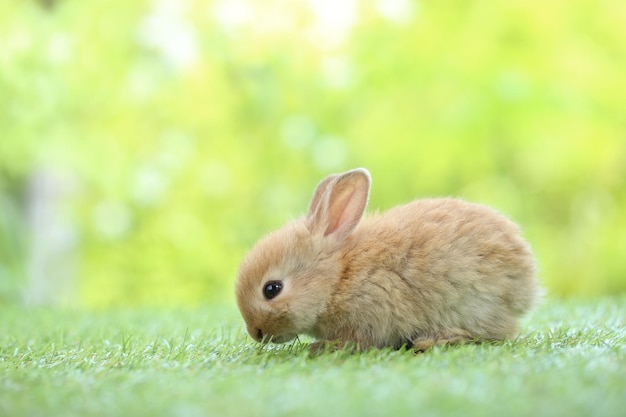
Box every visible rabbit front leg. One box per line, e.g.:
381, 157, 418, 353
308, 339, 366, 355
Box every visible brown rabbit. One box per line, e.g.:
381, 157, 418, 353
236, 168, 540, 352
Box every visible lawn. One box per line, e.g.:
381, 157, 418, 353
1, 298, 624, 417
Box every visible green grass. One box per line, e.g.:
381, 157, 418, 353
1, 298, 624, 417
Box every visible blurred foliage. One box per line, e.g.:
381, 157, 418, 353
0, 0, 624, 307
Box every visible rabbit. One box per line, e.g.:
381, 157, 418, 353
235, 168, 540, 352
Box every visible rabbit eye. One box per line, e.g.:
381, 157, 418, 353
263, 281, 283, 300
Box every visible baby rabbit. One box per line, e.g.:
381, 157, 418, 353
236, 168, 540, 352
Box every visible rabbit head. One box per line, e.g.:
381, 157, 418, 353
235, 168, 371, 343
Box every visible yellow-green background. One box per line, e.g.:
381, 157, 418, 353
1, 0, 624, 308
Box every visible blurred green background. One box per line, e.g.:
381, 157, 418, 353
1, 0, 624, 308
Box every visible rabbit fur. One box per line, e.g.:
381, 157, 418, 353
236, 168, 540, 351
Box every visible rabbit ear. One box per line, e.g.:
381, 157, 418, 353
307, 168, 371, 239
307, 173, 339, 220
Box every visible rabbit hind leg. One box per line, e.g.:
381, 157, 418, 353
412, 328, 476, 352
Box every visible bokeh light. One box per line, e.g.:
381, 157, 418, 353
0, 0, 624, 307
